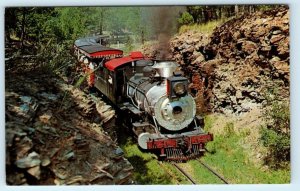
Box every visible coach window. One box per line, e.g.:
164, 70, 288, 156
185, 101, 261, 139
108, 75, 113, 84
96, 61, 104, 80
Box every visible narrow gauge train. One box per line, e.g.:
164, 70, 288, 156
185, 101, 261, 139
73, 36, 213, 161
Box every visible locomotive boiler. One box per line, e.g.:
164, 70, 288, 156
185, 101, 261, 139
73, 36, 213, 161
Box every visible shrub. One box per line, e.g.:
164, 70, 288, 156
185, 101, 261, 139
260, 89, 290, 169
178, 12, 194, 25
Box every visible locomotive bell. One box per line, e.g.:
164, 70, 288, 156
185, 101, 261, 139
152, 61, 179, 78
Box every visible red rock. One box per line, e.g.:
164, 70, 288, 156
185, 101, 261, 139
242, 41, 258, 55
270, 34, 285, 44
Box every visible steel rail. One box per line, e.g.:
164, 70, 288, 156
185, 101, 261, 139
172, 163, 197, 184
157, 162, 180, 185
197, 159, 229, 184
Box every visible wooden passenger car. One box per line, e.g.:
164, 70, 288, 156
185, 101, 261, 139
74, 36, 151, 105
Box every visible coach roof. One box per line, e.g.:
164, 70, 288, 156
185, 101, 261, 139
105, 51, 145, 71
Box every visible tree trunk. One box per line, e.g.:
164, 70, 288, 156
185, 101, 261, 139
235, 5, 239, 17
20, 8, 26, 51
200, 8, 204, 23
204, 6, 209, 23
241, 5, 245, 15
226, 6, 231, 17
141, 30, 145, 44
218, 6, 222, 19
99, 11, 103, 35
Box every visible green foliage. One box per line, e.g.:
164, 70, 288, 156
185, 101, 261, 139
185, 5, 231, 24
24, 8, 56, 42
260, 94, 290, 168
265, 101, 290, 132
106, 8, 138, 34
178, 12, 194, 25
5, 6, 185, 60
121, 138, 173, 184
53, 8, 89, 40
186, 6, 205, 23
184, 5, 270, 25
5, 8, 54, 42
204, 132, 290, 183
86, 7, 109, 35
123, 36, 134, 54
36, 38, 75, 71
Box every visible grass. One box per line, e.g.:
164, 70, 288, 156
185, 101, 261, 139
118, 114, 290, 184
187, 160, 223, 184
203, 115, 215, 132
201, 115, 290, 184
121, 137, 174, 184
179, 18, 230, 35
120, 135, 193, 184
162, 162, 191, 184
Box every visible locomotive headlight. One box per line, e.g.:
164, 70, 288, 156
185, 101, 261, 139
173, 82, 186, 96
167, 74, 189, 99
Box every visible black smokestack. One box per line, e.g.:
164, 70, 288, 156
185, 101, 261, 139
150, 7, 183, 59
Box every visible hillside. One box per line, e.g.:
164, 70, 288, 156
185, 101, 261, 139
170, 6, 289, 115
5, 69, 133, 185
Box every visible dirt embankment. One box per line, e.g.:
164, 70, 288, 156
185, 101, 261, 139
169, 6, 289, 114
5, 69, 133, 185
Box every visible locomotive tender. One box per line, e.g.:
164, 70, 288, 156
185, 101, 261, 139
74, 36, 213, 161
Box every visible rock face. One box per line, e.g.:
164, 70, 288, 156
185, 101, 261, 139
5, 70, 133, 185
169, 6, 289, 114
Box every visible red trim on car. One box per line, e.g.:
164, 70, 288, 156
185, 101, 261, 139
90, 50, 123, 58
105, 51, 145, 71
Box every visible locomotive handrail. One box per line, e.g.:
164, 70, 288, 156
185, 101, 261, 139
129, 85, 140, 109
127, 80, 152, 114
134, 80, 150, 110
152, 116, 161, 136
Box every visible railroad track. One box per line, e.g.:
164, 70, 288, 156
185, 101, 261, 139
172, 162, 197, 184
160, 159, 229, 184
157, 162, 181, 185
196, 159, 229, 184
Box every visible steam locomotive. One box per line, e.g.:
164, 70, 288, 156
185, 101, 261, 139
73, 36, 213, 161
